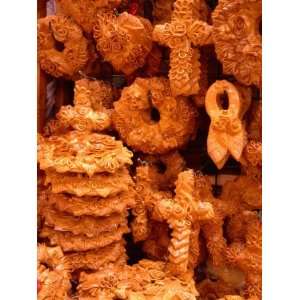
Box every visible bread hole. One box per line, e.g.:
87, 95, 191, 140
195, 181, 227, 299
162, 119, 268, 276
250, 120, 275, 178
217, 91, 229, 110
54, 40, 65, 52
150, 107, 160, 122
155, 160, 167, 174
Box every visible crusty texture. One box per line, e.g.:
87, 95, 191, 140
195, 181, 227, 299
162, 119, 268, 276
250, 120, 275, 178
56, 0, 122, 33
94, 12, 153, 75
58, 78, 114, 133
45, 168, 133, 197
65, 241, 127, 272
138, 151, 186, 190
38, 131, 133, 176
132, 163, 213, 272
153, 170, 214, 275
77, 259, 198, 299
38, 244, 71, 300
112, 77, 198, 154
43, 78, 114, 135
40, 224, 129, 252
226, 212, 262, 299
152, 0, 212, 96
131, 152, 184, 244
200, 173, 261, 268
56, 105, 111, 133
212, 0, 262, 87
197, 174, 261, 298
43, 119, 71, 137
38, 16, 89, 78
41, 203, 128, 238
47, 188, 136, 217
74, 79, 114, 110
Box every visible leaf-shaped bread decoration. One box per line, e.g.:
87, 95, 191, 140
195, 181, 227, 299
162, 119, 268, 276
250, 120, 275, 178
228, 127, 247, 161
207, 129, 229, 169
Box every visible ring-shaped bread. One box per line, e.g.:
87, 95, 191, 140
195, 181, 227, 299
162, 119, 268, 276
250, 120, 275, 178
112, 77, 198, 154
212, 0, 262, 87
38, 16, 89, 78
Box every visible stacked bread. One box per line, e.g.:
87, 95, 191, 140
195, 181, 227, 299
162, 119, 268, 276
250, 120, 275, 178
38, 79, 135, 272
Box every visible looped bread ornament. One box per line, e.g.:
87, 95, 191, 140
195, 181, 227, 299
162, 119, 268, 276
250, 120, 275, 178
38, 16, 89, 78
112, 77, 198, 154
205, 80, 250, 169
94, 12, 153, 75
153, 0, 213, 96
212, 0, 262, 87
56, 0, 122, 33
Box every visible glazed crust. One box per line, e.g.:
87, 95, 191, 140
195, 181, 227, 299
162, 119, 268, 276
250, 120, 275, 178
74, 79, 114, 110
152, 0, 212, 96
94, 12, 153, 75
40, 224, 129, 252
131, 151, 185, 245
56, 0, 122, 33
77, 259, 198, 300
38, 16, 89, 78
139, 151, 186, 190
38, 244, 71, 300
112, 77, 198, 154
56, 105, 111, 133
155, 170, 214, 275
201, 173, 261, 268
212, 0, 262, 87
41, 203, 128, 238
226, 212, 262, 299
38, 131, 133, 176
45, 168, 134, 197
43, 78, 114, 136
205, 80, 250, 169
65, 241, 127, 272
47, 188, 136, 217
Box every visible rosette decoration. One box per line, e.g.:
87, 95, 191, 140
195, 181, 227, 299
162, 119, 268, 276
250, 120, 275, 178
154, 170, 214, 275
56, 0, 122, 34
131, 166, 214, 276
112, 77, 198, 154
77, 259, 199, 299
94, 11, 153, 75
212, 0, 262, 87
44, 79, 114, 136
38, 81, 136, 274
153, 0, 213, 96
38, 16, 89, 78
38, 244, 71, 300
194, 158, 261, 299
131, 151, 186, 259
205, 80, 251, 169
